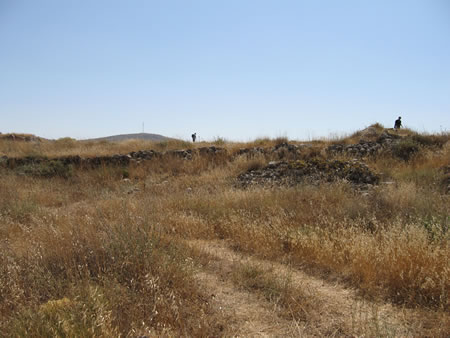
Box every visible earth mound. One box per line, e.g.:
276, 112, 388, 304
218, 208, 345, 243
0, 133, 43, 142
237, 158, 379, 188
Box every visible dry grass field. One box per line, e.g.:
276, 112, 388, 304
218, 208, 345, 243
0, 125, 449, 336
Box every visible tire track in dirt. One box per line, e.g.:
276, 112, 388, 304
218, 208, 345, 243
188, 239, 416, 337
195, 270, 306, 337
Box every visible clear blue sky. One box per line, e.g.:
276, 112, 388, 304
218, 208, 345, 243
1, 0, 449, 141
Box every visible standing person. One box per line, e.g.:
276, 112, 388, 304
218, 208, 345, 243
191, 133, 197, 142
394, 116, 402, 130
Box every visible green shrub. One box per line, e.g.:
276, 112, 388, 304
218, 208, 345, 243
391, 138, 419, 161
20, 160, 73, 178
121, 168, 130, 179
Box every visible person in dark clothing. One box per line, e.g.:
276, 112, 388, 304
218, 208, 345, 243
191, 133, 197, 142
394, 117, 402, 130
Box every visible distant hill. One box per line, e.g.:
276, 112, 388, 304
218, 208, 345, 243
86, 133, 171, 142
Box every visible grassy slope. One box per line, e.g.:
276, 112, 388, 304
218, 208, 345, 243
0, 125, 449, 336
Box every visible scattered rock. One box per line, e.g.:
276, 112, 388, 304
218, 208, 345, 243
166, 149, 193, 160
327, 140, 384, 157
130, 150, 160, 160
197, 146, 227, 156
272, 142, 303, 159
377, 131, 400, 144
127, 187, 140, 194
164, 147, 227, 160
235, 147, 266, 158
359, 126, 379, 139
326, 131, 403, 158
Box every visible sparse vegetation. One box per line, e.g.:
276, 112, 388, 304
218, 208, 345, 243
19, 159, 73, 178
230, 262, 317, 323
0, 127, 449, 336
391, 137, 420, 161
0, 135, 196, 158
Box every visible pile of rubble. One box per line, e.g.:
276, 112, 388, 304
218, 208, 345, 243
326, 131, 400, 157
237, 158, 379, 188
326, 141, 383, 157
165, 146, 227, 161
235, 147, 266, 157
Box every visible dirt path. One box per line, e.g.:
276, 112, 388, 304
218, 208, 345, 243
188, 239, 416, 337
195, 270, 305, 337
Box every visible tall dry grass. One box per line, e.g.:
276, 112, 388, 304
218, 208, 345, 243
0, 137, 197, 158
1, 129, 449, 335
0, 169, 225, 336
0, 134, 317, 159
